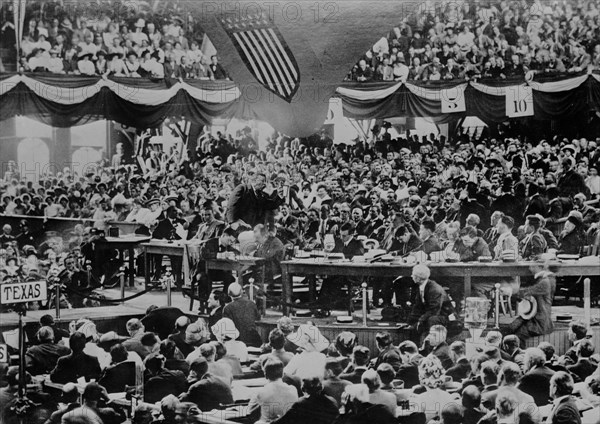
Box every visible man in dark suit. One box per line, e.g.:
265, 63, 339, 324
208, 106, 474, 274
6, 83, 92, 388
480, 360, 501, 411
507, 266, 555, 344
273, 376, 339, 424
548, 371, 581, 424
408, 264, 456, 337
140, 305, 185, 340
340, 345, 370, 384
419, 218, 442, 255
223, 283, 262, 347
518, 347, 555, 406
253, 224, 285, 284
192, 201, 225, 241
152, 206, 186, 287
180, 357, 233, 410
397, 340, 423, 388
50, 332, 101, 384
57, 254, 90, 307
373, 331, 402, 374
566, 339, 596, 382
226, 172, 284, 229
336, 222, 365, 258
446, 341, 470, 382
97, 344, 136, 393
193, 227, 239, 306
144, 355, 188, 403
420, 325, 454, 370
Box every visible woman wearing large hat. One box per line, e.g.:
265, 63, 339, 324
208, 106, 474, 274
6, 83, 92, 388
557, 213, 584, 255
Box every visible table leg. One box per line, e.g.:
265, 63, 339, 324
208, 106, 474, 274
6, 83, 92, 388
144, 249, 150, 289
128, 247, 135, 287
464, 269, 472, 297
308, 276, 316, 302
281, 265, 290, 316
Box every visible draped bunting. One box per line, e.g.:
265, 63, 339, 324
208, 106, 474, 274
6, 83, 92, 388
336, 72, 600, 123
1, 71, 600, 132
0, 74, 241, 105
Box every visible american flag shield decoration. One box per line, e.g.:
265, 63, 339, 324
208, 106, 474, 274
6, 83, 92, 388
219, 14, 300, 102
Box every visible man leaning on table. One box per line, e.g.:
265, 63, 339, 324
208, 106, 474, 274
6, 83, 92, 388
407, 264, 456, 338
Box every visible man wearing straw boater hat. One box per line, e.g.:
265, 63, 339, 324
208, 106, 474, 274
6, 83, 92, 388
506, 264, 556, 344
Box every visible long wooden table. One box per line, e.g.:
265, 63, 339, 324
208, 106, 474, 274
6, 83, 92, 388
141, 241, 266, 309
280, 259, 600, 315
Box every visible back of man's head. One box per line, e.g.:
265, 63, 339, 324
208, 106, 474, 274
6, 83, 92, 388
268, 328, 286, 350
441, 403, 463, 424
37, 326, 54, 344
199, 342, 216, 360
480, 360, 500, 386
361, 369, 381, 393
538, 342, 555, 361
579, 339, 595, 358
570, 321, 588, 340
498, 362, 522, 387
263, 358, 284, 381
398, 340, 418, 355
551, 371, 574, 398
462, 385, 481, 409
376, 363, 396, 386
69, 332, 87, 353
353, 346, 370, 367
190, 357, 208, 377
301, 376, 323, 396
110, 343, 128, 364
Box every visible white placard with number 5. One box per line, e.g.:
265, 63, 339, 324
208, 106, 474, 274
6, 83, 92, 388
506, 85, 534, 117
441, 87, 466, 113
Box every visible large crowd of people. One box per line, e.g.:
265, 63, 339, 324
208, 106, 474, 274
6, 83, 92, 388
2, 0, 600, 80
1, 127, 600, 313
349, 0, 600, 81
0, 308, 598, 424
1, 1, 600, 423
0, 0, 229, 79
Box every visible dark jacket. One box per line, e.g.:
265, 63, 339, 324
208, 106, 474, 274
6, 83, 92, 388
273, 392, 339, 424
332, 402, 397, 424
396, 354, 423, 388
340, 367, 368, 384
223, 298, 262, 347
180, 373, 234, 411
374, 346, 402, 374
226, 184, 283, 227
514, 271, 556, 337
50, 352, 101, 384
547, 395, 582, 424
141, 306, 185, 340
422, 235, 442, 255
517, 365, 555, 406
431, 341, 454, 370
98, 361, 136, 393
408, 279, 455, 329
446, 357, 470, 382
452, 237, 491, 262
557, 169, 589, 198
558, 230, 583, 255
153, 217, 185, 240
255, 235, 285, 281
25, 343, 71, 375
144, 369, 188, 403
567, 358, 596, 382
337, 237, 365, 259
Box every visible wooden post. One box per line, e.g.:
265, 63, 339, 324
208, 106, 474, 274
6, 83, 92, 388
494, 283, 500, 329
120, 267, 126, 304
362, 283, 368, 327
584, 278, 591, 328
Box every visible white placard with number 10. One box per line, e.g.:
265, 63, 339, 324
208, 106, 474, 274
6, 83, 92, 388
506, 85, 534, 117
